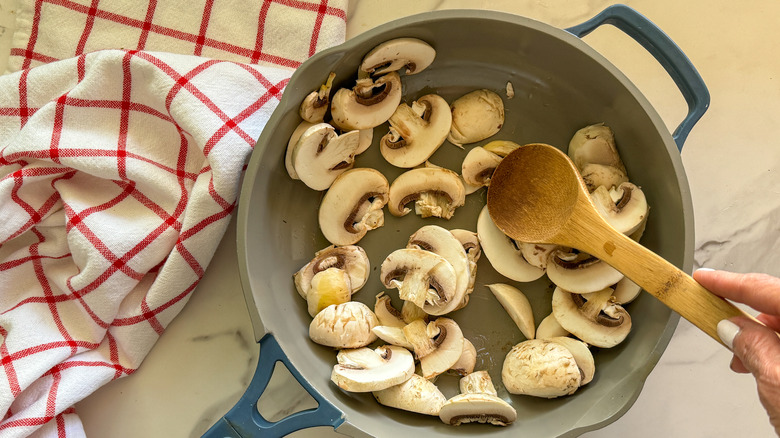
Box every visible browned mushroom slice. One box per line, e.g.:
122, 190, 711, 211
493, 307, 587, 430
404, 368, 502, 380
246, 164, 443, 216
318, 168, 389, 245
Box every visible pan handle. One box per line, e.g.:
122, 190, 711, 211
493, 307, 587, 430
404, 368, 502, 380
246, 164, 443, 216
202, 333, 345, 437
565, 4, 710, 151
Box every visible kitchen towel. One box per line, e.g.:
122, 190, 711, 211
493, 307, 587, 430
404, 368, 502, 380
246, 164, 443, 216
0, 1, 347, 437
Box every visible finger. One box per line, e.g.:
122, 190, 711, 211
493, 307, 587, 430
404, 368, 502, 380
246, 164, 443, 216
694, 270, 780, 316
724, 317, 780, 381
757, 313, 780, 332
730, 355, 750, 374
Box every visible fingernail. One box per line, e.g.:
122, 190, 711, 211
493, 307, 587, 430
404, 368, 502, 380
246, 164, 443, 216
717, 319, 740, 350
696, 268, 715, 272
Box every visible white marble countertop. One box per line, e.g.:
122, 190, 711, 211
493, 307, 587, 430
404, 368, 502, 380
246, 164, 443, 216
15, 0, 774, 437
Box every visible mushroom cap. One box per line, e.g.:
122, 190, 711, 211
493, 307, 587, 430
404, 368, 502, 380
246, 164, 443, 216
372, 325, 414, 350
318, 168, 389, 245
438, 393, 516, 426
373, 374, 446, 416
380, 94, 452, 168
360, 38, 436, 76
407, 225, 470, 315
380, 248, 457, 310
567, 123, 626, 172
331, 345, 415, 392
482, 140, 520, 157
450, 339, 477, 376
476, 205, 545, 282
388, 167, 465, 219
285, 121, 315, 179
580, 163, 628, 192
330, 72, 403, 131
449, 229, 481, 262
309, 301, 378, 349
306, 267, 352, 317
501, 339, 581, 398
461, 146, 503, 187
418, 318, 465, 379
546, 249, 624, 294
294, 244, 370, 299
374, 292, 405, 328
487, 283, 535, 340
590, 182, 648, 235
536, 312, 570, 339
517, 241, 558, 270
291, 123, 360, 191
549, 336, 595, 386
613, 277, 642, 304
447, 89, 505, 146
552, 286, 632, 348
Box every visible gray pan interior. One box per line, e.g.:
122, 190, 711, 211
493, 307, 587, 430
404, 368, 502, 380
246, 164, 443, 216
237, 9, 693, 438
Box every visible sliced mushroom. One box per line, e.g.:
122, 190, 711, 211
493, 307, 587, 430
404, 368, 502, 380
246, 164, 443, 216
381, 248, 457, 311
450, 339, 477, 376
549, 336, 595, 386
439, 371, 516, 426
517, 241, 558, 270
487, 284, 535, 340
580, 163, 628, 192
374, 292, 405, 328
422, 159, 481, 195
380, 94, 452, 168
476, 206, 545, 282
402, 300, 429, 323
482, 140, 520, 157
546, 249, 624, 294
291, 123, 360, 191
447, 89, 504, 147
552, 286, 632, 348
294, 245, 369, 299
331, 72, 403, 130
536, 313, 570, 339
331, 345, 415, 392
388, 167, 465, 219
299, 72, 336, 123
403, 318, 465, 380
568, 123, 626, 172
373, 374, 446, 416
372, 325, 414, 350
309, 301, 378, 348
354, 129, 374, 154
285, 121, 315, 179
306, 268, 351, 317
502, 339, 581, 398
318, 168, 389, 245
613, 277, 642, 304
450, 229, 481, 262
590, 182, 648, 235
360, 38, 436, 76
407, 225, 470, 314
461, 146, 502, 187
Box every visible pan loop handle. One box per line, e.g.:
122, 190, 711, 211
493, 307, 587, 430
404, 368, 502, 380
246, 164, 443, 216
566, 4, 710, 151
202, 333, 345, 437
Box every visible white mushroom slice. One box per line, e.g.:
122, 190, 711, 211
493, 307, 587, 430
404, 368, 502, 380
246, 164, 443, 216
505, 81, 515, 99
422, 160, 480, 195
439, 371, 516, 426
381, 248, 457, 311
402, 300, 429, 323
355, 129, 373, 154
517, 241, 558, 270
310, 302, 378, 349
549, 336, 595, 386
546, 249, 624, 294
552, 287, 632, 348
403, 318, 465, 379
450, 339, 477, 376
319, 168, 389, 245
487, 284, 535, 340
502, 339, 581, 398
306, 268, 351, 317
380, 94, 452, 168
360, 38, 435, 76
374, 292, 405, 328
450, 229, 481, 262
482, 140, 520, 157
331, 72, 403, 130
331, 345, 415, 392
299, 72, 336, 123
292, 123, 360, 191
407, 225, 470, 315
536, 313, 570, 339
613, 277, 642, 304
568, 123, 626, 172
629, 215, 648, 242
591, 182, 648, 236
285, 121, 315, 179
461, 146, 502, 187
580, 163, 628, 192
373, 374, 446, 416
447, 89, 504, 147
372, 326, 414, 350
476, 206, 545, 282
294, 245, 369, 299
388, 167, 465, 219
402, 319, 437, 358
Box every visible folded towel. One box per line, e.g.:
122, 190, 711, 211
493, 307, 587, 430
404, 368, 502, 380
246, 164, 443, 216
0, 1, 347, 436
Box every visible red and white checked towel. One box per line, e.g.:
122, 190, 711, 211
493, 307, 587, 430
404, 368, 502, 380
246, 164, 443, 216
0, 1, 347, 437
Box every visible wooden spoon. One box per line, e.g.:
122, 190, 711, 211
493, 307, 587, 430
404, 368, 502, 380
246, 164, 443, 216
486, 143, 750, 347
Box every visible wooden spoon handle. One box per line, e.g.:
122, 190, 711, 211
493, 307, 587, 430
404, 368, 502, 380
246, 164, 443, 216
572, 216, 752, 346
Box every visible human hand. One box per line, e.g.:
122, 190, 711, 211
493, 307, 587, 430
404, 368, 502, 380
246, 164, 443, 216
693, 269, 780, 435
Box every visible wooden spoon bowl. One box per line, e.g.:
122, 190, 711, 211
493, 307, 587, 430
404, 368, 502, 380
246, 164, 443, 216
487, 143, 750, 346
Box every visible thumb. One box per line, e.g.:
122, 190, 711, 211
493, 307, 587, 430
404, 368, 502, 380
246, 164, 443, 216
720, 317, 780, 379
